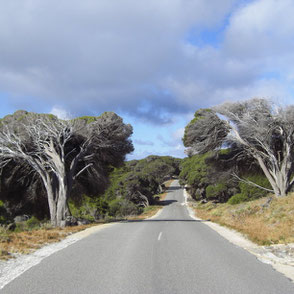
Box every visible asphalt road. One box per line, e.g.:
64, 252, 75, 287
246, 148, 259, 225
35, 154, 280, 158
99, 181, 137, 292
3, 180, 294, 293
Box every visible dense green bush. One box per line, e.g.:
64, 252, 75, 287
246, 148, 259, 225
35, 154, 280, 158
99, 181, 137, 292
228, 193, 249, 205
180, 149, 270, 203
68, 155, 180, 219
228, 174, 271, 205
69, 194, 109, 221
108, 198, 142, 217
104, 155, 181, 207
180, 153, 210, 187
26, 216, 41, 229
14, 216, 42, 232
239, 174, 271, 199
206, 183, 227, 200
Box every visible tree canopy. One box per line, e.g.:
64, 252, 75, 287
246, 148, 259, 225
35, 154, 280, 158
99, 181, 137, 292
184, 98, 294, 197
0, 110, 134, 226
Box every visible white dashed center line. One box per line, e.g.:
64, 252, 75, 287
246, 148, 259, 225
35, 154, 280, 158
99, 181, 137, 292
158, 232, 162, 241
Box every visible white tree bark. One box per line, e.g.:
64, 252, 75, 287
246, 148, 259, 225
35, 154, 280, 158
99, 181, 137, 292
0, 112, 133, 226
215, 99, 294, 197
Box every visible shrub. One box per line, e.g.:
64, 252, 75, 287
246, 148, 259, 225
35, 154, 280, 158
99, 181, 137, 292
206, 183, 227, 200
26, 216, 41, 229
228, 193, 249, 205
69, 194, 109, 220
239, 174, 271, 200
108, 199, 142, 217
14, 216, 41, 232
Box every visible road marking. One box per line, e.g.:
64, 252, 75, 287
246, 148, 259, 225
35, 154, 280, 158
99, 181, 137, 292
158, 232, 162, 241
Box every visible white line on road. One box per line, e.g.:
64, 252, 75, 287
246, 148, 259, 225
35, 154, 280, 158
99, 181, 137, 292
158, 232, 162, 241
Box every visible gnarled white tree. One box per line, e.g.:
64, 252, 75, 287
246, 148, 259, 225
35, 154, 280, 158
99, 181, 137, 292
0, 112, 133, 226
215, 99, 294, 197
184, 99, 294, 197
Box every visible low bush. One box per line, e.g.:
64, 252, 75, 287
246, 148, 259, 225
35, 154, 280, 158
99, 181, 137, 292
26, 216, 41, 229
69, 195, 109, 221
13, 216, 42, 232
239, 174, 271, 200
206, 183, 227, 201
108, 199, 143, 217
228, 174, 271, 205
228, 193, 249, 205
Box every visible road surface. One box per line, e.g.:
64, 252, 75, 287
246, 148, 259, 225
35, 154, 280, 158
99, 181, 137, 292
3, 180, 294, 293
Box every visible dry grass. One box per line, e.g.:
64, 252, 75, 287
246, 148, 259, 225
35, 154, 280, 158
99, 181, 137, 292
127, 205, 163, 220
194, 193, 294, 245
0, 223, 100, 260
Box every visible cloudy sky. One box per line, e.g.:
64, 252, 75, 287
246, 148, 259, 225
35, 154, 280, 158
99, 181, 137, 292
1, 0, 294, 159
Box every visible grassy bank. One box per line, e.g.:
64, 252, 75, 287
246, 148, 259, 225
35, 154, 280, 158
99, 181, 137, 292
0, 223, 100, 260
193, 193, 294, 245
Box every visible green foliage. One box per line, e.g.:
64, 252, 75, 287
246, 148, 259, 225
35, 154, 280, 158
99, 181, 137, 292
228, 174, 271, 205
108, 198, 142, 217
69, 194, 109, 221
239, 174, 271, 199
183, 108, 212, 147
26, 216, 41, 229
206, 183, 227, 200
69, 155, 181, 219
228, 193, 249, 205
14, 216, 41, 232
76, 116, 97, 124
179, 153, 211, 187
103, 155, 181, 207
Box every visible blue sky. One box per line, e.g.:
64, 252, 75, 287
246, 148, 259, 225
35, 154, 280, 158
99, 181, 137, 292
1, 0, 294, 159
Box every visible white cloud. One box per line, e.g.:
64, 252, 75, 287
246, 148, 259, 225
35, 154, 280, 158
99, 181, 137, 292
0, 0, 236, 119
172, 128, 185, 141
1, 0, 294, 129
50, 106, 72, 120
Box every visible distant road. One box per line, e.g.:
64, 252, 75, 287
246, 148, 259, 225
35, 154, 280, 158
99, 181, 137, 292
3, 180, 294, 293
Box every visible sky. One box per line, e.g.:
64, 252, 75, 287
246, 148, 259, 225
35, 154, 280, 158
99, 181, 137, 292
1, 0, 294, 159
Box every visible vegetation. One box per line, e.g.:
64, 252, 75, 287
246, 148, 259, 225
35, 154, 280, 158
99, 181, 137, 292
184, 98, 294, 197
194, 192, 294, 245
69, 156, 180, 220
0, 222, 100, 260
0, 110, 133, 227
0, 111, 180, 230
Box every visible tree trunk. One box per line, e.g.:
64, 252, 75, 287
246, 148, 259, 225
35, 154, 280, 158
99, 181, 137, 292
255, 155, 287, 197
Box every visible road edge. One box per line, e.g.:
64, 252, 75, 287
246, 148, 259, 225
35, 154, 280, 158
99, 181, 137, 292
183, 188, 294, 282
0, 223, 117, 290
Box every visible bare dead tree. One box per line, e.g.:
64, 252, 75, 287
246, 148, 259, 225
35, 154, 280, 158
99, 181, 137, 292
0, 111, 133, 226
